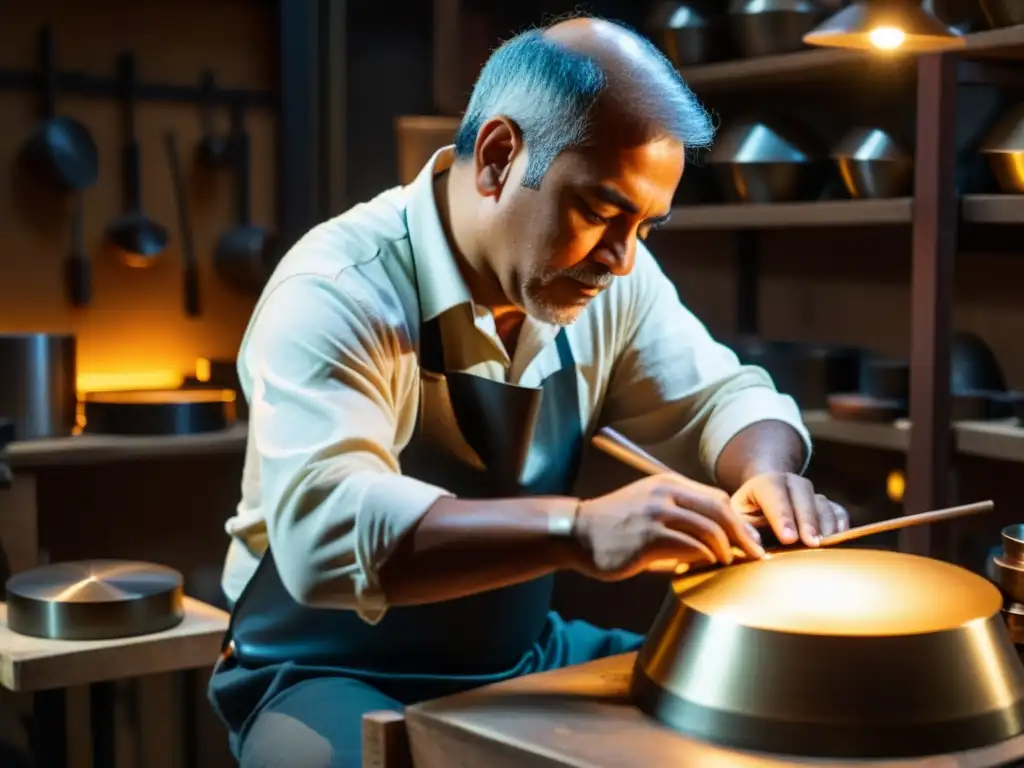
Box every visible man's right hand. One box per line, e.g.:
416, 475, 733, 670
571, 474, 766, 580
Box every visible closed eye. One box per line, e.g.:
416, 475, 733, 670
579, 199, 612, 225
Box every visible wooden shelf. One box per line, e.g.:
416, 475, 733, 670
961, 194, 1024, 224
964, 24, 1024, 60
664, 199, 913, 230
678, 48, 899, 91
677, 26, 1024, 92
803, 411, 1024, 465
803, 410, 910, 453
6, 423, 248, 469
663, 195, 1024, 231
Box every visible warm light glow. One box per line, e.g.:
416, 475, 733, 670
887, 469, 906, 503
869, 26, 906, 50
195, 357, 212, 383
76, 370, 184, 396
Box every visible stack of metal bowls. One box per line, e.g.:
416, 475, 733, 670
708, 121, 823, 203
832, 127, 913, 199
987, 524, 1024, 650
980, 104, 1024, 194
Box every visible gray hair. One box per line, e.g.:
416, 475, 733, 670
453, 23, 715, 189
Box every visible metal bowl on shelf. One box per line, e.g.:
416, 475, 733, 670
708, 120, 824, 203
631, 548, 1024, 758
647, 1, 727, 67
728, 0, 828, 58
832, 127, 913, 199
980, 104, 1024, 195
979, 0, 1024, 28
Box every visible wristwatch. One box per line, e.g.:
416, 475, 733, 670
548, 500, 580, 538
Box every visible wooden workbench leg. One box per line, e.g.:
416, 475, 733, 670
362, 710, 411, 768
32, 689, 67, 768
0, 473, 40, 575
90, 681, 116, 768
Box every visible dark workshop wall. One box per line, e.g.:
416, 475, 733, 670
0, 0, 276, 393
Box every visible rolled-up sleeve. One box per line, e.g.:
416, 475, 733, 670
243, 273, 452, 623
600, 245, 811, 483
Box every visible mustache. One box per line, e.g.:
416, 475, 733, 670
556, 264, 614, 289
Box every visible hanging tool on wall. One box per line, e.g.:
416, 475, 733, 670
20, 26, 98, 307
195, 70, 231, 171
104, 52, 168, 268
165, 131, 202, 317
214, 101, 277, 292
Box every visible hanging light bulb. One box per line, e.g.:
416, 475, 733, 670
803, 0, 965, 53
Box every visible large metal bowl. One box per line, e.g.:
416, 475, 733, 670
832, 127, 913, 199
980, 104, 1024, 194
631, 548, 1024, 759
708, 121, 824, 203
728, 0, 827, 58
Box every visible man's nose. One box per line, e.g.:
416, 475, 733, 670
591, 235, 635, 277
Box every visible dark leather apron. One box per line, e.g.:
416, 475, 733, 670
219, 286, 585, 679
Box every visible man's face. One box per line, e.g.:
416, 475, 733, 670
484, 133, 684, 325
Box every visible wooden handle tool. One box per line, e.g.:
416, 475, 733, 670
591, 426, 769, 528
647, 499, 995, 574
589, 427, 994, 575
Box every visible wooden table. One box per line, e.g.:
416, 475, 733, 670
405, 653, 1024, 768
0, 598, 229, 768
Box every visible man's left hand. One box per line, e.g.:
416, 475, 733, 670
731, 473, 849, 547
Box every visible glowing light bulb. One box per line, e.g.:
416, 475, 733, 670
869, 26, 906, 50
886, 469, 906, 503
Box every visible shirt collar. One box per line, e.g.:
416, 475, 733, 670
403, 145, 564, 374
405, 146, 473, 322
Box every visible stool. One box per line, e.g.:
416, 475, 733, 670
0, 597, 229, 767
363, 710, 412, 768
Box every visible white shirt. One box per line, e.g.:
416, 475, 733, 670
220, 147, 812, 623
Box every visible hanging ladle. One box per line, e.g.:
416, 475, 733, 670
104, 52, 168, 267
21, 26, 98, 192
213, 101, 276, 291
194, 70, 231, 171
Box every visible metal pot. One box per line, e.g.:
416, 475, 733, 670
632, 548, 1024, 758
0, 334, 77, 440
708, 121, 824, 203
980, 103, 1024, 194
647, 1, 727, 67
832, 127, 913, 199
728, 0, 827, 58
979, 0, 1024, 28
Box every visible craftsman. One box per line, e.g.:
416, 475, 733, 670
209, 15, 849, 768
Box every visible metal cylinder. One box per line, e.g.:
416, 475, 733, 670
0, 334, 77, 440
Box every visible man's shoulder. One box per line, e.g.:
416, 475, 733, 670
261, 187, 417, 314
269, 186, 414, 287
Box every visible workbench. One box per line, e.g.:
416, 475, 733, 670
404, 653, 1024, 768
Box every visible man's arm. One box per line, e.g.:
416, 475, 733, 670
715, 419, 807, 494
597, 244, 848, 545
246, 273, 579, 623
599, 243, 812, 488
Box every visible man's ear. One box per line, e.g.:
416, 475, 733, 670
473, 117, 522, 198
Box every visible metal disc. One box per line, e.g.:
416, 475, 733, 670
6, 560, 184, 640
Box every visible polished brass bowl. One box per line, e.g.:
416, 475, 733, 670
631, 548, 1024, 758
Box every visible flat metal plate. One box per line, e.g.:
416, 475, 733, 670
6, 560, 184, 640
